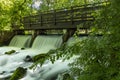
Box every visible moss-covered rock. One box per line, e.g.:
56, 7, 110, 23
63, 73, 73, 80
30, 49, 60, 69
30, 54, 50, 69
47, 49, 56, 54
10, 67, 27, 80
33, 53, 49, 62
5, 50, 16, 55
21, 47, 25, 50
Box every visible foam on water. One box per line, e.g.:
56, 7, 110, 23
0, 35, 32, 54
20, 56, 77, 80
0, 35, 83, 80
0, 46, 20, 54
0, 35, 63, 79
32, 35, 62, 49
19, 36, 83, 80
9, 35, 32, 48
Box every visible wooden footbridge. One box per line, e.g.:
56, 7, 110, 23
13, 1, 109, 30
1, 1, 109, 45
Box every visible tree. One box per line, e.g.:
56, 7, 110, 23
38, 0, 93, 12
0, 0, 104, 30
58, 0, 120, 80
0, 0, 32, 31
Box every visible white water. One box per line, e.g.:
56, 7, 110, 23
0, 47, 20, 55
0, 35, 63, 79
32, 35, 62, 49
20, 59, 72, 80
0, 35, 32, 54
20, 36, 82, 80
0, 35, 84, 80
9, 35, 32, 48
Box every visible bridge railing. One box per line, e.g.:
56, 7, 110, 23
14, 1, 109, 30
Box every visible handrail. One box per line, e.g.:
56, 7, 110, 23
13, 1, 109, 30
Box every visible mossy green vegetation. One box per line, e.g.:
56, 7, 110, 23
30, 49, 61, 69
10, 67, 27, 80
21, 47, 25, 50
2, 0, 119, 80
30, 45, 66, 68
53, 0, 120, 80
0, 0, 33, 31
30, 0, 120, 80
29, 42, 75, 69
33, 53, 49, 62
30, 53, 50, 69
5, 50, 16, 55
62, 73, 73, 80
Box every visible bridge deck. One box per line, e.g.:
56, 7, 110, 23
13, 2, 109, 30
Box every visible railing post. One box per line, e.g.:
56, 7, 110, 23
40, 13, 43, 26
54, 10, 56, 25
84, 0, 88, 33
29, 16, 31, 28
71, 7, 74, 25
23, 17, 25, 28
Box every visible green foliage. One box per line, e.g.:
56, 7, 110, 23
10, 67, 27, 80
29, 0, 120, 80
0, 0, 33, 30
70, 36, 120, 80
30, 53, 50, 69
30, 38, 82, 69
33, 53, 49, 62
62, 73, 73, 80
29, 46, 68, 69
38, 0, 100, 12
59, 0, 120, 80
0, 0, 106, 30
5, 50, 16, 55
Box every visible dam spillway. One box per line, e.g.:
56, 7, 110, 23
0, 1, 108, 80
9, 35, 32, 48
0, 35, 32, 54
0, 34, 65, 80
32, 35, 63, 50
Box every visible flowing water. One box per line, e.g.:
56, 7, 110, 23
9, 35, 32, 48
0, 35, 64, 80
0, 35, 32, 54
0, 35, 85, 80
32, 35, 62, 49
19, 36, 81, 80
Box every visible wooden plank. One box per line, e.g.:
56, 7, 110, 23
21, 2, 107, 30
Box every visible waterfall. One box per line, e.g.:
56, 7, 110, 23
9, 35, 32, 48
0, 35, 32, 54
32, 35, 63, 50
0, 35, 65, 80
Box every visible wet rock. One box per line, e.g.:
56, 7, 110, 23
33, 54, 49, 62
4, 50, 16, 55
63, 73, 73, 80
10, 67, 27, 80
24, 55, 33, 62
21, 47, 25, 50
0, 71, 6, 75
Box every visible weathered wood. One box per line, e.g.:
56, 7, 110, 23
13, 1, 109, 30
